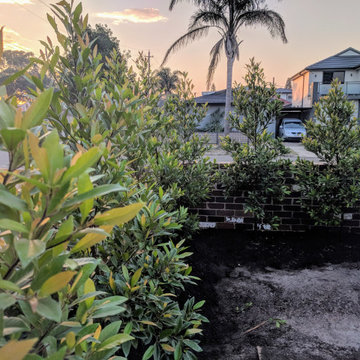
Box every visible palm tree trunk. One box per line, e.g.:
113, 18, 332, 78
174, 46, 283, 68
224, 55, 234, 136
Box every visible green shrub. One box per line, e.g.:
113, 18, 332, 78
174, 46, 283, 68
295, 80, 360, 225
2, 1, 209, 359
221, 59, 290, 229
0, 89, 143, 358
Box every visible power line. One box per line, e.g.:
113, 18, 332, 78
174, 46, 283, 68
15, 2, 47, 24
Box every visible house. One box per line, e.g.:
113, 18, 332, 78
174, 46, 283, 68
194, 88, 294, 135
291, 47, 360, 118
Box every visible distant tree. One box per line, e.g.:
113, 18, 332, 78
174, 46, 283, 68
210, 83, 216, 92
87, 23, 120, 59
156, 67, 179, 95
285, 77, 292, 89
0, 50, 41, 97
164, 0, 287, 135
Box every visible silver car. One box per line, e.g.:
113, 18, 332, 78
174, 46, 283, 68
279, 118, 306, 141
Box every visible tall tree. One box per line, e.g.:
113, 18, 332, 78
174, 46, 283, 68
163, 0, 287, 135
156, 67, 179, 95
0, 50, 40, 98
87, 23, 120, 59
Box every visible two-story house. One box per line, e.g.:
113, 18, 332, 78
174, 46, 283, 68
291, 47, 360, 119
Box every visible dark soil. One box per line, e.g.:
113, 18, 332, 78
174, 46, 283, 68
187, 230, 360, 360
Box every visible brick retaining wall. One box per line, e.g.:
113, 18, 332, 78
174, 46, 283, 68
191, 184, 360, 233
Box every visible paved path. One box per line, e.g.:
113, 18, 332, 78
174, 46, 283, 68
205, 142, 320, 163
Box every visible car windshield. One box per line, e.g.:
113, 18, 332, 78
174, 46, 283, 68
284, 121, 303, 128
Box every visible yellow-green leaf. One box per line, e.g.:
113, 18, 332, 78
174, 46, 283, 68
130, 268, 142, 288
78, 173, 93, 223
83, 278, 96, 308
70, 227, 112, 254
39, 271, 76, 297
161, 344, 175, 352
0, 338, 37, 360
28, 132, 49, 180
63, 147, 102, 183
66, 331, 76, 349
94, 203, 143, 226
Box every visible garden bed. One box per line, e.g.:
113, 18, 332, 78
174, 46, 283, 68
188, 230, 360, 360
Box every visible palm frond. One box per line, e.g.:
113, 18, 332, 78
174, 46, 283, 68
161, 25, 211, 66
237, 9, 287, 43
190, 9, 228, 31
207, 38, 224, 90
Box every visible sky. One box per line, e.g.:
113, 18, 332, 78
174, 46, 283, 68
2, 0, 360, 95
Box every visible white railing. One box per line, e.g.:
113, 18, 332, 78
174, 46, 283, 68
319, 82, 360, 96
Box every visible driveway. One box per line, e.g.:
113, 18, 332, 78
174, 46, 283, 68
205, 141, 320, 163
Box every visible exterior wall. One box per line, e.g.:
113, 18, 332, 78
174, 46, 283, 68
292, 70, 360, 109
292, 74, 307, 107
192, 184, 360, 233
345, 70, 360, 82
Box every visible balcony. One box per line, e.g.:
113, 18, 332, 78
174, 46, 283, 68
319, 82, 360, 96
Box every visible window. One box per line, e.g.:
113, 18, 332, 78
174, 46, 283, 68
323, 71, 345, 84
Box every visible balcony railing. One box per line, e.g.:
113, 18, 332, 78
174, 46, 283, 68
319, 82, 360, 96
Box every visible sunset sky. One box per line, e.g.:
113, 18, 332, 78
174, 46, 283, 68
2, 0, 360, 94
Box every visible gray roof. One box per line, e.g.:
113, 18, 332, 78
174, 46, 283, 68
305, 47, 360, 71
195, 90, 232, 105
195, 88, 291, 107
276, 88, 292, 94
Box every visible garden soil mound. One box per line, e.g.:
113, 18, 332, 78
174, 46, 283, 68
187, 230, 360, 360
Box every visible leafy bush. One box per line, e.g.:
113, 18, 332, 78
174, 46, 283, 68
0, 89, 143, 358
221, 59, 290, 228
295, 80, 360, 225
0, 1, 209, 359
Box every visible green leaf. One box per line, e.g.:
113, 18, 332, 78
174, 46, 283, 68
62, 147, 102, 183
64, 184, 126, 208
0, 128, 26, 151
0, 338, 37, 360
1, 63, 32, 86
193, 300, 205, 310
0, 100, 15, 128
15, 239, 45, 267
183, 339, 202, 352
92, 305, 126, 319
51, 215, 74, 246
42, 130, 64, 181
70, 291, 107, 306
0, 219, 29, 234
0, 279, 22, 293
39, 271, 76, 297
0, 185, 27, 211
130, 268, 142, 287
174, 342, 182, 360
94, 203, 144, 226
142, 345, 155, 360
0, 293, 16, 310
97, 333, 134, 351
22, 88, 54, 129
36, 297, 62, 322
99, 320, 123, 342
3, 317, 30, 336
185, 328, 202, 336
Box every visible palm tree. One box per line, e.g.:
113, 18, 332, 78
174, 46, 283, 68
156, 67, 180, 96
163, 0, 287, 135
